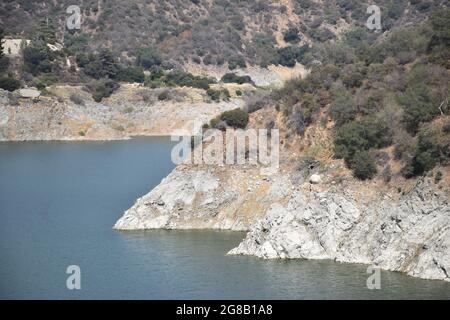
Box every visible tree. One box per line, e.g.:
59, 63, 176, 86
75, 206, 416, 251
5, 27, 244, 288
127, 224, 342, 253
98, 49, 121, 79
115, 67, 145, 83
219, 109, 249, 129
283, 27, 301, 43
37, 18, 57, 44
0, 76, 21, 91
0, 28, 9, 74
79, 49, 121, 79
90, 79, 120, 102
22, 42, 54, 75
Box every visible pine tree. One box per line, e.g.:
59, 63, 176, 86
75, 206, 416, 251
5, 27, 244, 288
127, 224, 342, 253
38, 17, 57, 44
0, 28, 10, 74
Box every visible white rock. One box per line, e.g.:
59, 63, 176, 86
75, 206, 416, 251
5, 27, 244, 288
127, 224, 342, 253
18, 88, 41, 99
309, 174, 321, 184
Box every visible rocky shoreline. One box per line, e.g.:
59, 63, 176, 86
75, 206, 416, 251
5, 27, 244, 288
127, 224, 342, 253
115, 162, 450, 283
2, 82, 449, 283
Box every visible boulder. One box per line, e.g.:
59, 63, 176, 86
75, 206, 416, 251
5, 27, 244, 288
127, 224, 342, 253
309, 174, 321, 184
18, 88, 41, 99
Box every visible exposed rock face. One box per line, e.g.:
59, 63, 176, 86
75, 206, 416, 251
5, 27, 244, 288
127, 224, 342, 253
115, 163, 450, 282
229, 179, 450, 282
114, 165, 291, 231
0, 86, 243, 141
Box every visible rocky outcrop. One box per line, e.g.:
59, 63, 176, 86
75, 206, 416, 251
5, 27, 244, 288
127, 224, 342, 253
114, 165, 291, 231
18, 88, 41, 99
229, 179, 450, 282
115, 162, 450, 282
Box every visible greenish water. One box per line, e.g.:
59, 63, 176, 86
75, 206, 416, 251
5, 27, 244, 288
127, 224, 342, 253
0, 138, 449, 300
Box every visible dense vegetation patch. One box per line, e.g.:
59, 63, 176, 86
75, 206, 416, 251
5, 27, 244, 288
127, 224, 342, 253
208, 108, 249, 130
146, 68, 215, 90
272, 8, 450, 180
85, 79, 120, 102
2, 0, 441, 78
221, 73, 253, 85
0, 76, 21, 91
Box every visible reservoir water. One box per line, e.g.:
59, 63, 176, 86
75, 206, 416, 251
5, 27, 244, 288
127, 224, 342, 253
0, 138, 449, 299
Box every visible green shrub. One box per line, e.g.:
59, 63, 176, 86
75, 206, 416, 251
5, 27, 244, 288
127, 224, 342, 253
0, 77, 21, 92
228, 56, 246, 70
137, 46, 162, 69
112, 124, 125, 132
334, 117, 393, 171
206, 88, 221, 101
35, 73, 58, 89
219, 108, 249, 129
275, 45, 309, 67
283, 27, 301, 43
221, 73, 253, 84
209, 117, 221, 129
329, 93, 357, 127
222, 88, 231, 100
341, 64, 365, 88
236, 89, 243, 96
70, 94, 84, 105
428, 9, 450, 67
435, 171, 443, 183
349, 150, 377, 180
402, 124, 450, 177
399, 84, 441, 134
158, 90, 170, 101
146, 69, 214, 90
163, 70, 213, 89
91, 79, 119, 102
115, 67, 145, 83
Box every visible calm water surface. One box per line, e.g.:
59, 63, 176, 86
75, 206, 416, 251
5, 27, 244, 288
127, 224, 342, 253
0, 138, 449, 299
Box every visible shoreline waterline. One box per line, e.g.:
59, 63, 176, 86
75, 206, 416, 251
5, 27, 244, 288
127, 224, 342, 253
0, 139, 449, 299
